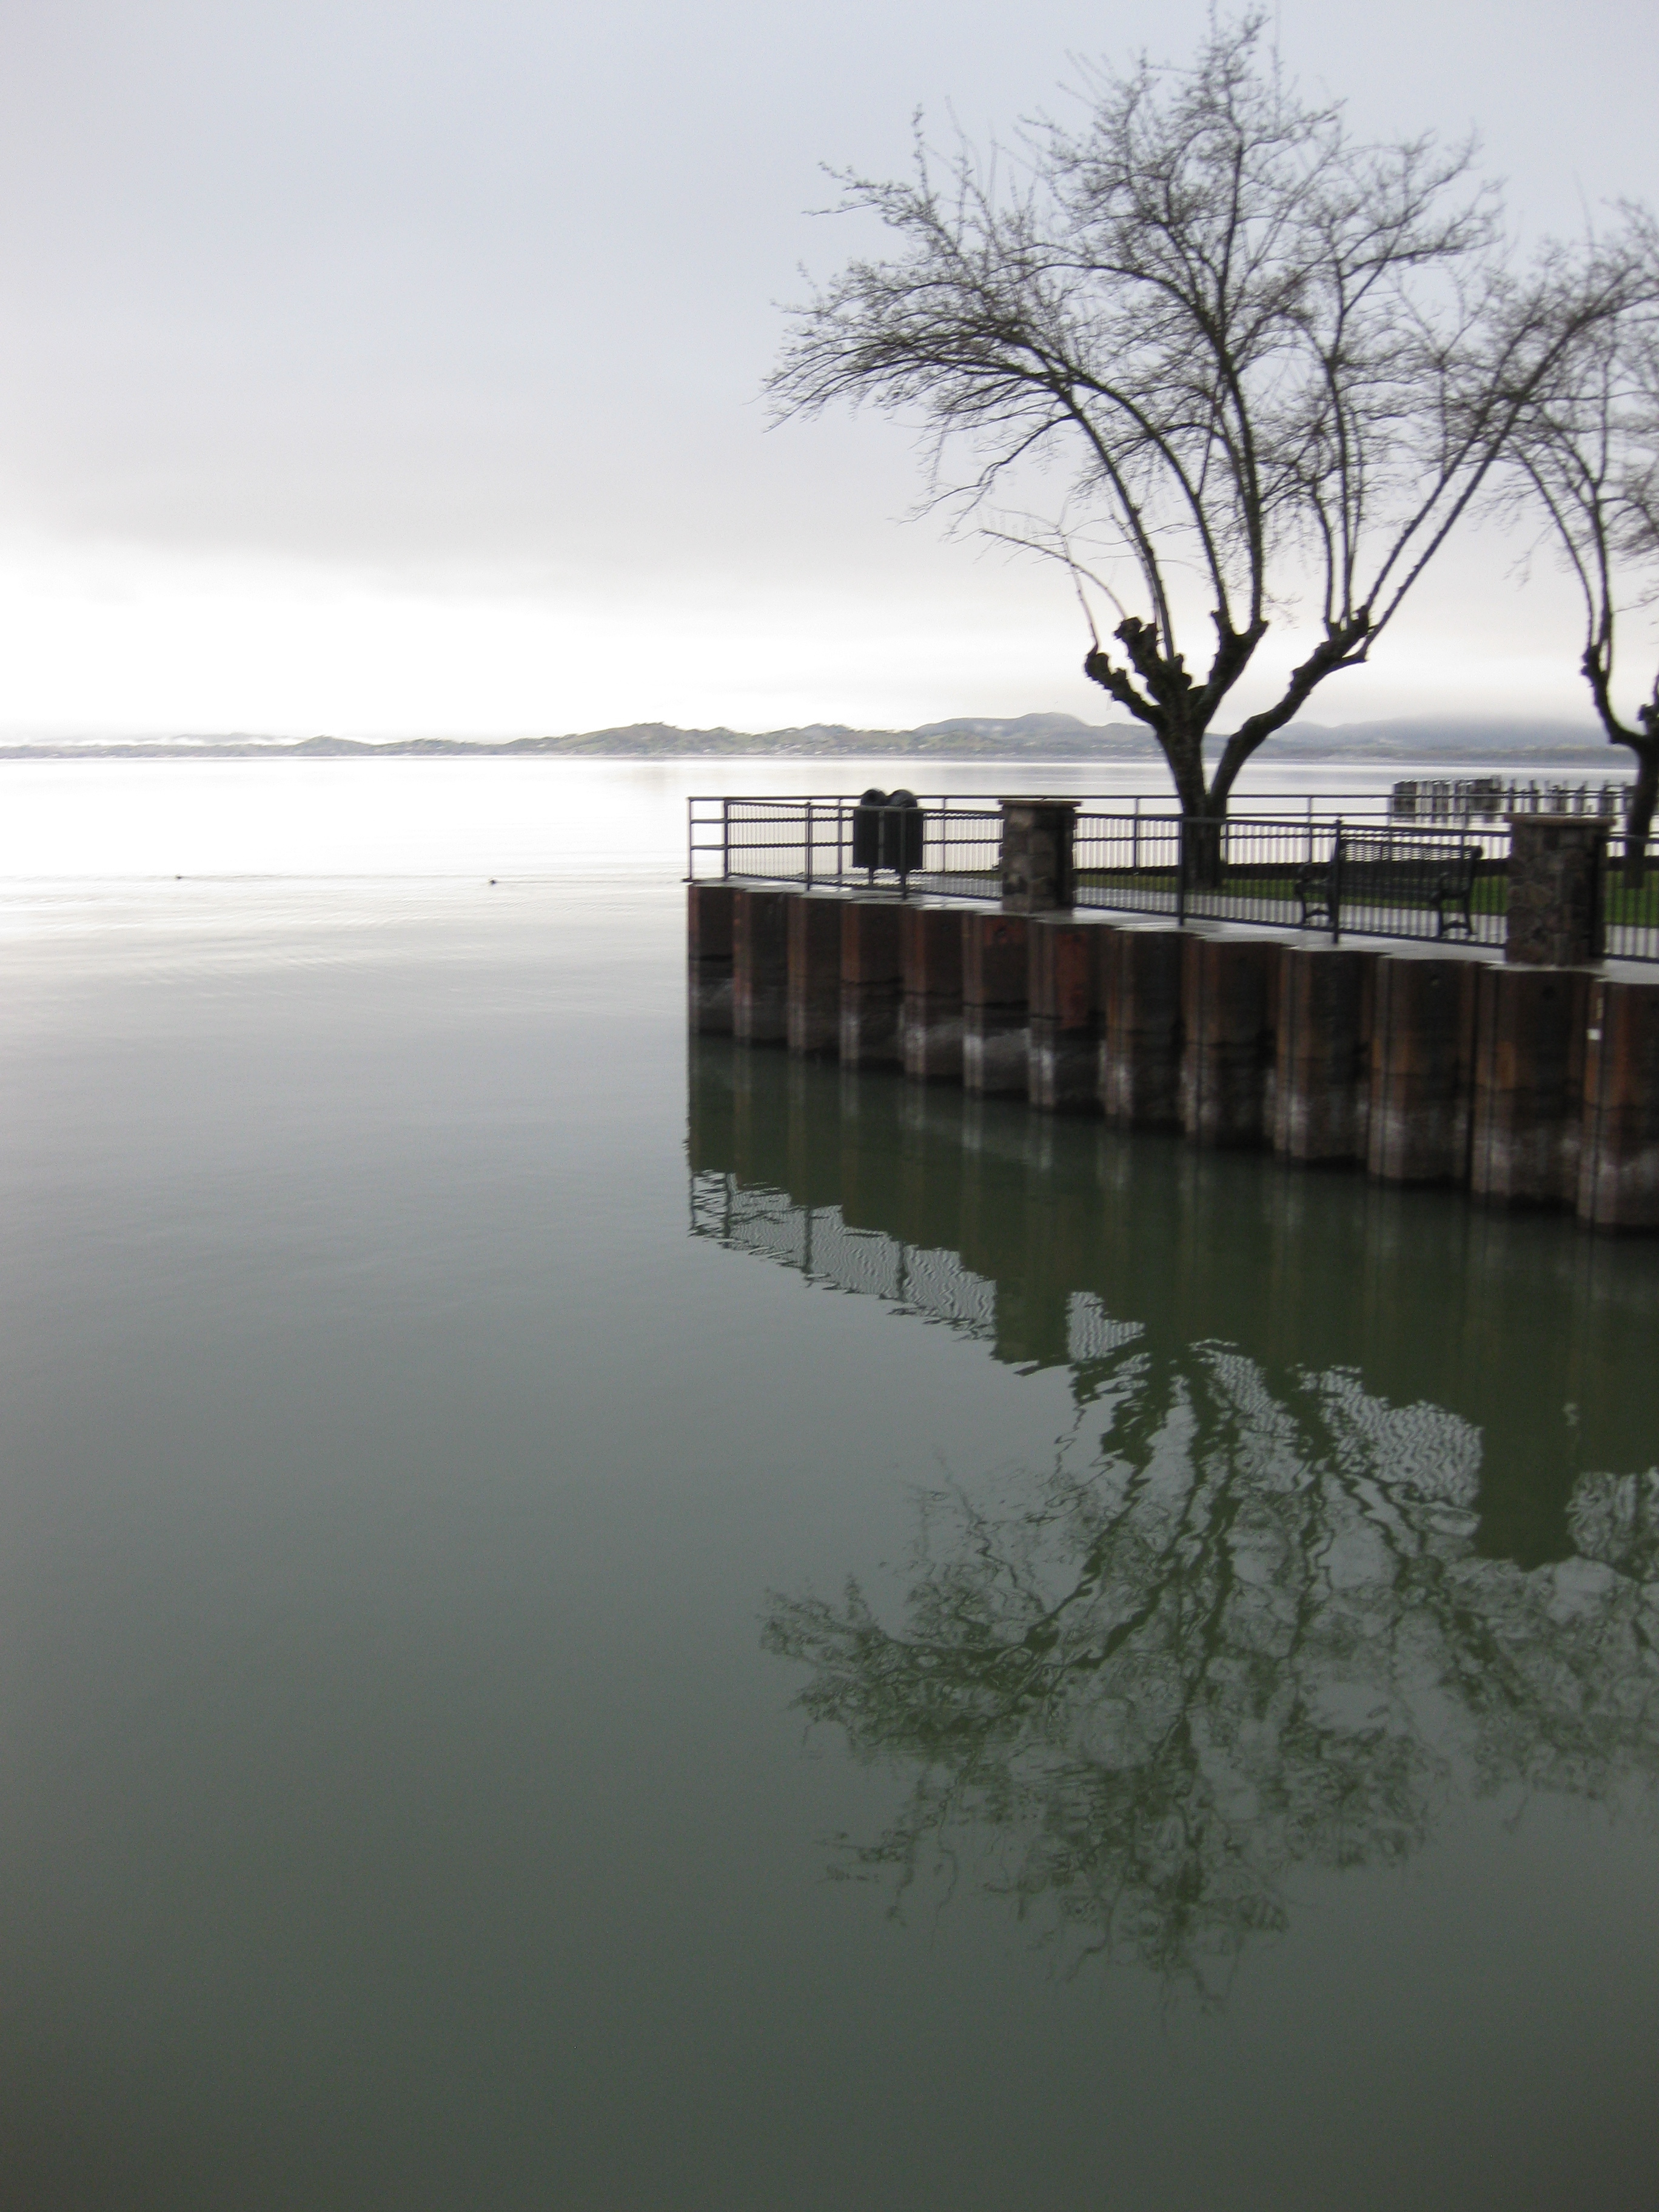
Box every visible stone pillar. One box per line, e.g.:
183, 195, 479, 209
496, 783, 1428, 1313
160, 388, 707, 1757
839, 898, 903, 1068
962, 911, 1030, 1094
786, 890, 843, 1056
999, 800, 1078, 913
1099, 925, 1185, 1130
1028, 915, 1110, 1112
899, 904, 965, 1081
1470, 963, 1590, 1207
1272, 945, 1380, 1164
731, 886, 791, 1044
1505, 815, 1608, 965
1366, 954, 1479, 1184
687, 881, 736, 1035
1179, 934, 1281, 1147
1578, 973, 1659, 1230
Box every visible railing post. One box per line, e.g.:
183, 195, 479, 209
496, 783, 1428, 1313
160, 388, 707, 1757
804, 800, 814, 890
722, 797, 731, 880
1331, 819, 1343, 944
1176, 818, 1188, 928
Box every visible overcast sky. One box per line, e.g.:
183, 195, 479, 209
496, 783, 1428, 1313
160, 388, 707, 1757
0, 0, 1654, 738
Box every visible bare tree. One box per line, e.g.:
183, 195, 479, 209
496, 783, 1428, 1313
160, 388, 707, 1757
769, 16, 1651, 824
1500, 216, 1659, 886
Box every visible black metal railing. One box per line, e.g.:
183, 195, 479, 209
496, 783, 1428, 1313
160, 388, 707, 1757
1323, 828, 1504, 947
1606, 833, 1659, 962
689, 794, 1659, 960
688, 794, 1003, 899
1073, 815, 1510, 948
691, 791, 1405, 883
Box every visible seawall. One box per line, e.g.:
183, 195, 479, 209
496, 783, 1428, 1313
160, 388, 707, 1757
688, 879, 1659, 1233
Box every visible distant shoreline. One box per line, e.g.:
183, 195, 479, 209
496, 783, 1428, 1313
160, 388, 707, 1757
0, 711, 1629, 771
0, 747, 1627, 769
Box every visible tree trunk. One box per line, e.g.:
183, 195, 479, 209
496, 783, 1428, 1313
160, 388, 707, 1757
1623, 743, 1659, 893
1158, 735, 1225, 889
1184, 814, 1226, 892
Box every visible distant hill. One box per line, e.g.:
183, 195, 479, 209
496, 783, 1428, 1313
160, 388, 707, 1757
0, 711, 1624, 764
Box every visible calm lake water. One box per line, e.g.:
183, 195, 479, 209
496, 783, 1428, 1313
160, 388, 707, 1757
2, 760, 1657, 2208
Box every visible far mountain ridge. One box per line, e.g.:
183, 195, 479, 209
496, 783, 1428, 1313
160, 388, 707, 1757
0, 712, 1623, 765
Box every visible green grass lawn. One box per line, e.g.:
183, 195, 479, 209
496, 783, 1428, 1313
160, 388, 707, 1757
1605, 873, 1659, 925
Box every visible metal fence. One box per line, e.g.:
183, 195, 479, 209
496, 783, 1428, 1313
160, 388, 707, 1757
688, 794, 1004, 899
690, 794, 1659, 961
1073, 814, 1510, 948
1606, 833, 1659, 962
690, 793, 1399, 883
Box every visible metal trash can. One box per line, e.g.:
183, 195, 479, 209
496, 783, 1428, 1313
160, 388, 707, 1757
880, 788, 924, 877
851, 788, 888, 873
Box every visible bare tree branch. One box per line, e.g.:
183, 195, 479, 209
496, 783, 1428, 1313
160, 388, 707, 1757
768, 15, 1655, 823
1495, 210, 1659, 882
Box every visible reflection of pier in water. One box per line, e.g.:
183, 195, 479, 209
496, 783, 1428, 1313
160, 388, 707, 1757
689, 1037, 1659, 1991
689, 1173, 1142, 1372
689, 1035, 1659, 1569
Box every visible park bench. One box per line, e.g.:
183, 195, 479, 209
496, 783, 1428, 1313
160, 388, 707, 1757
1294, 834, 1481, 939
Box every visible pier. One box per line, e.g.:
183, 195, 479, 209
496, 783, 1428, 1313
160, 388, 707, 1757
687, 795, 1659, 1232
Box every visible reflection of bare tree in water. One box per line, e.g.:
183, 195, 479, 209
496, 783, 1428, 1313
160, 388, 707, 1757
764, 1344, 1659, 1998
